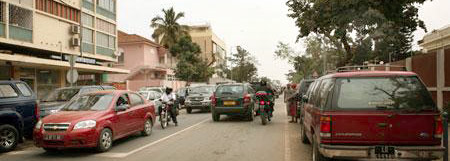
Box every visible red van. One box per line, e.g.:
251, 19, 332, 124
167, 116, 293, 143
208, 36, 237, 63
300, 71, 445, 161
33, 90, 156, 152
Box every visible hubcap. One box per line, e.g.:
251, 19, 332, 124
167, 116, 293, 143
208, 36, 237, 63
145, 120, 152, 134
0, 129, 15, 148
101, 131, 112, 149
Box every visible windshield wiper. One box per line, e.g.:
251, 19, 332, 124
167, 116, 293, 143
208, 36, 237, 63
376, 105, 388, 110
221, 92, 233, 95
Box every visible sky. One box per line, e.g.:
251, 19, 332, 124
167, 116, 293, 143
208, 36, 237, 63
117, 0, 450, 84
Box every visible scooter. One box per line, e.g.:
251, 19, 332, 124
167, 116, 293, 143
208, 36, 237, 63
256, 91, 273, 125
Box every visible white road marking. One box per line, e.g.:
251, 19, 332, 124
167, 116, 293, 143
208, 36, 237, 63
95, 118, 210, 158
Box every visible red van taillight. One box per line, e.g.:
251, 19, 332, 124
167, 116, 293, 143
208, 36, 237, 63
35, 101, 40, 120
243, 94, 251, 104
320, 116, 331, 138
434, 116, 443, 139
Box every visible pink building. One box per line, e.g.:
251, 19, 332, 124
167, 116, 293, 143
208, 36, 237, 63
107, 31, 185, 91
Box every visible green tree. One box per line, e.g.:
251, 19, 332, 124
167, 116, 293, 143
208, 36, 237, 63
170, 36, 214, 82
151, 7, 189, 56
229, 46, 258, 83
286, 0, 427, 66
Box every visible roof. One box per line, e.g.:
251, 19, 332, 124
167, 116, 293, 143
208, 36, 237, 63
118, 30, 161, 47
86, 90, 129, 95
325, 71, 417, 78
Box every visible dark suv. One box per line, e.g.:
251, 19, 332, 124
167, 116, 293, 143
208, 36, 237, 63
300, 71, 444, 161
0, 80, 39, 152
211, 83, 256, 121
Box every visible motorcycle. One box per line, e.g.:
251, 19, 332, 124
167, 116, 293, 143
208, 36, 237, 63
159, 101, 173, 129
256, 91, 273, 125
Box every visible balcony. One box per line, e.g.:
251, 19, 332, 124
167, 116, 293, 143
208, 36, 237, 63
9, 24, 32, 42
96, 45, 115, 57
0, 22, 5, 37
82, 0, 94, 12
96, 6, 116, 20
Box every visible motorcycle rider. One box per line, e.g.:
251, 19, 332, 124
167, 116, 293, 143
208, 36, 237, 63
256, 80, 275, 116
160, 87, 178, 126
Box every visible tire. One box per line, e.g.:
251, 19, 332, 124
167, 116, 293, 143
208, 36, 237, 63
160, 112, 168, 129
247, 108, 254, 121
96, 128, 113, 152
0, 124, 19, 152
141, 119, 153, 136
212, 112, 220, 122
312, 138, 329, 161
260, 110, 268, 125
186, 107, 192, 114
300, 123, 310, 144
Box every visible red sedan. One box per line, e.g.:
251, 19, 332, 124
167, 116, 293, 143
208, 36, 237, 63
33, 90, 156, 152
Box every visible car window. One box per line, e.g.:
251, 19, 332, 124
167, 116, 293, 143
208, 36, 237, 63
0, 84, 19, 98
16, 83, 32, 97
247, 86, 255, 94
317, 79, 334, 109
129, 93, 144, 106
308, 80, 322, 106
116, 94, 130, 106
43, 88, 80, 102
216, 85, 244, 95
334, 76, 435, 110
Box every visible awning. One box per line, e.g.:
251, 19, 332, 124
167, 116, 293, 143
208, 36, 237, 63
0, 53, 129, 74
124, 65, 169, 80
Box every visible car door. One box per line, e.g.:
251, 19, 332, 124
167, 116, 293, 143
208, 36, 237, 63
128, 93, 146, 131
114, 94, 132, 136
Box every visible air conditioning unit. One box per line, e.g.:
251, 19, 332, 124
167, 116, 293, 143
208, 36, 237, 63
70, 37, 81, 47
71, 25, 81, 34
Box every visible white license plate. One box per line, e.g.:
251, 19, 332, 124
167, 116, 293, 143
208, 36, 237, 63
44, 135, 63, 140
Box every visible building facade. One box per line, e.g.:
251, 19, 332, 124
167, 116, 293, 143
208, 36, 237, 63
107, 31, 185, 91
188, 25, 227, 79
0, 0, 128, 99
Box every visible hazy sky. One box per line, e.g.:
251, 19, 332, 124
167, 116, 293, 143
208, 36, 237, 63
118, 0, 450, 84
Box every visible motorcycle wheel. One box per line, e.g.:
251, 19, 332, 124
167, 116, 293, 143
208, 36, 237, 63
260, 108, 268, 125
160, 111, 168, 129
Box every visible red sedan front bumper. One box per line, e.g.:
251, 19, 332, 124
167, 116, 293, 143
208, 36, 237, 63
34, 128, 100, 148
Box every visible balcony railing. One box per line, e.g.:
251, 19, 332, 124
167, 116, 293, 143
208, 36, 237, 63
9, 24, 32, 42
0, 22, 5, 37
96, 6, 116, 20
82, 0, 94, 12
96, 45, 115, 57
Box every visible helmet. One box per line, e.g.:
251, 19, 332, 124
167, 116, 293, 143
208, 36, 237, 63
165, 87, 173, 94
260, 80, 267, 86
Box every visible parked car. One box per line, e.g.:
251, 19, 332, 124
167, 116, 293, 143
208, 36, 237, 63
139, 91, 162, 114
0, 80, 39, 152
211, 83, 256, 121
295, 79, 314, 122
139, 86, 165, 94
300, 71, 444, 161
40, 86, 114, 118
33, 90, 156, 152
175, 87, 188, 107
185, 85, 216, 113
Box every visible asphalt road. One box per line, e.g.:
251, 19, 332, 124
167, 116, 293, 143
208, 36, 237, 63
0, 97, 311, 161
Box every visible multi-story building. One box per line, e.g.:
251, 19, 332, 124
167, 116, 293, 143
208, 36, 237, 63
107, 31, 185, 91
0, 0, 128, 99
188, 24, 227, 79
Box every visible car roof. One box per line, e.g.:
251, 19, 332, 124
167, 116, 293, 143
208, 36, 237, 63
323, 71, 417, 79
0, 80, 25, 84
85, 90, 130, 95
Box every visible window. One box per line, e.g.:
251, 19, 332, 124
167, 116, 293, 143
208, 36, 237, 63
116, 94, 129, 106
97, 0, 115, 13
82, 28, 93, 43
81, 13, 93, 27
9, 5, 33, 29
61, 94, 113, 111
216, 85, 244, 95
108, 36, 115, 48
96, 32, 115, 49
129, 93, 144, 106
96, 18, 115, 34
117, 51, 124, 64
0, 85, 18, 98
16, 83, 32, 97
0, 2, 4, 23
317, 79, 334, 109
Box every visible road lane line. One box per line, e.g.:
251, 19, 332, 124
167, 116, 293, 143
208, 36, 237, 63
96, 118, 210, 158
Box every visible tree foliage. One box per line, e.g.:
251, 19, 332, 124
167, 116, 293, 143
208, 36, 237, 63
151, 7, 189, 57
286, 0, 427, 66
227, 46, 258, 83
170, 36, 214, 82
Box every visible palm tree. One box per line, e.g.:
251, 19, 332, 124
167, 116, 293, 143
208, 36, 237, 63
151, 7, 189, 57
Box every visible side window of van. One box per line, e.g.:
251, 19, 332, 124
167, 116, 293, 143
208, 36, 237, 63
318, 79, 334, 109
309, 80, 322, 107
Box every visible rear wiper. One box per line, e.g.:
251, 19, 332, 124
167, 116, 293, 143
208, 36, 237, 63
376, 105, 388, 110
221, 92, 233, 95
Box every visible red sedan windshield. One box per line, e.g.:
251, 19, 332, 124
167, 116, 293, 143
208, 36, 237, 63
61, 94, 114, 111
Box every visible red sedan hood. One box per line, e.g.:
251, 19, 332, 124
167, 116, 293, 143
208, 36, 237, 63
43, 111, 105, 124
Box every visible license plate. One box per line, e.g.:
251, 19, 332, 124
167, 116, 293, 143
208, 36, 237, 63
223, 101, 236, 106
44, 135, 63, 140
375, 146, 395, 155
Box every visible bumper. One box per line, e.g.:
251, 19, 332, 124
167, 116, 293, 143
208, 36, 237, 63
33, 128, 99, 148
319, 144, 445, 160
185, 101, 211, 109
213, 106, 251, 115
